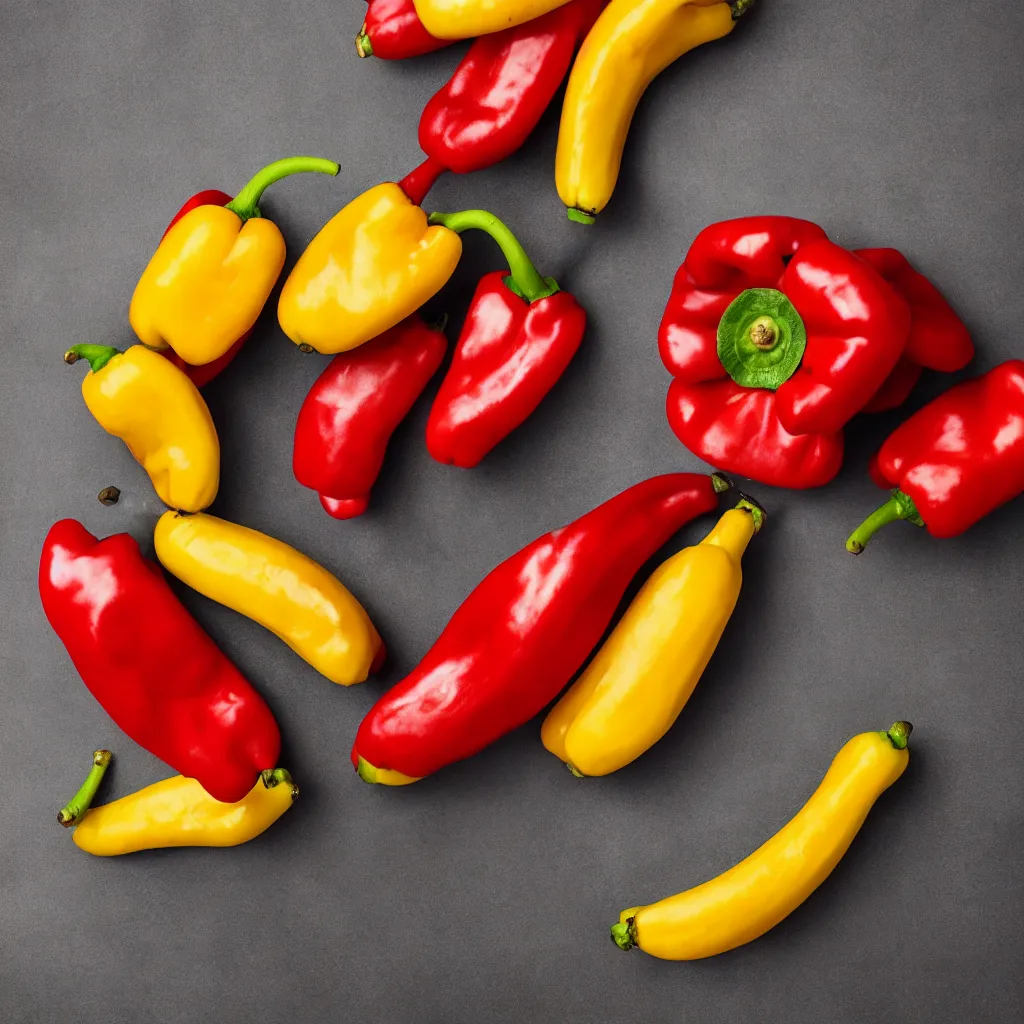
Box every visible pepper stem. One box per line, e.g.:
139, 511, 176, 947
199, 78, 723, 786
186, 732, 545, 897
846, 489, 924, 554
428, 210, 559, 303
730, 0, 756, 18
610, 919, 637, 952
711, 472, 732, 494
261, 767, 300, 802
398, 156, 448, 207
736, 494, 767, 533
886, 721, 913, 750
64, 344, 120, 373
355, 25, 374, 57
225, 157, 340, 222
57, 750, 112, 827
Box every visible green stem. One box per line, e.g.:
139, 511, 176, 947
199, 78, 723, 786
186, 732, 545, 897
64, 344, 120, 373
730, 0, 756, 19
886, 722, 913, 750
610, 918, 637, 952
427, 210, 559, 303
355, 25, 374, 57
711, 472, 732, 494
261, 768, 300, 801
57, 750, 112, 827
846, 489, 924, 554
225, 157, 340, 222
736, 495, 767, 533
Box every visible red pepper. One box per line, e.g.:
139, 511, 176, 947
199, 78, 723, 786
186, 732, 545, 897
293, 315, 447, 519
659, 217, 911, 488
424, 209, 586, 467
351, 472, 726, 782
418, 0, 605, 175
356, 0, 449, 59
846, 361, 1024, 552
39, 520, 281, 803
156, 189, 248, 388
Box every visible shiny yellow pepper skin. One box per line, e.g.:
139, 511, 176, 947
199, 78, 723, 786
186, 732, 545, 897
612, 723, 912, 960
556, 0, 749, 224
412, 0, 574, 38
59, 751, 296, 856
130, 157, 340, 366
64, 344, 219, 512
277, 182, 462, 355
154, 511, 384, 686
542, 500, 762, 777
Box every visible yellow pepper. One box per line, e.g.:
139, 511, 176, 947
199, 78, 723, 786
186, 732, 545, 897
58, 750, 296, 856
64, 344, 219, 512
277, 182, 462, 355
154, 511, 384, 686
130, 157, 340, 365
612, 722, 912, 960
556, 0, 751, 224
542, 499, 762, 777
412, 0, 574, 38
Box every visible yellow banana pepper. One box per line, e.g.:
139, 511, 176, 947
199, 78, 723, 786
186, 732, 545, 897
412, 0, 574, 38
556, 0, 752, 224
130, 156, 340, 365
542, 498, 762, 777
154, 511, 384, 686
277, 182, 462, 355
58, 750, 296, 856
612, 722, 912, 959
64, 344, 219, 512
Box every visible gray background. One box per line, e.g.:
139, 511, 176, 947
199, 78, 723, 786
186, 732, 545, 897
1, 1, 1022, 1021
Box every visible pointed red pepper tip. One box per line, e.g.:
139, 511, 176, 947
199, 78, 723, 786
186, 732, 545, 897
319, 494, 370, 520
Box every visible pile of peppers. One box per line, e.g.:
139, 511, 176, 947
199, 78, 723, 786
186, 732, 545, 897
37, 0, 1023, 969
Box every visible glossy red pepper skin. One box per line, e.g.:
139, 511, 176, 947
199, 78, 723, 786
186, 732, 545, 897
39, 520, 281, 803
156, 189, 248, 388
869, 361, 1024, 537
360, 0, 448, 59
426, 272, 587, 467
351, 473, 722, 780
418, 0, 605, 175
293, 316, 447, 519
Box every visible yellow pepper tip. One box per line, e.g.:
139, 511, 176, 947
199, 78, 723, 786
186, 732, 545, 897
261, 767, 299, 802
356, 757, 379, 785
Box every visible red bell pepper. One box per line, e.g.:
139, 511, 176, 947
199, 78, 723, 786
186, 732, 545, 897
425, 209, 586, 467
351, 472, 727, 782
659, 217, 911, 488
847, 361, 1024, 552
293, 315, 448, 518
156, 189, 247, 388
356, 0, 449, 59
418, 0, 606, 175
39, 520, 281, 803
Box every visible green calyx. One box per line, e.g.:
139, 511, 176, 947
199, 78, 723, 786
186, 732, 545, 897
717, 288, 806, 390
845, 489, 924, 555
565, 762, 586, 779
886, 721, 913, 750
225, 156, 340, 222
356, 757, 378, 785
355, 25, 373, 57
566, 208, 596, 226
735, 495, 767, 533
730, 0, 756, 19
57, 749, 112, 827
428, 210, 559, 304
261, 767, 299, 801
64, 344, 120, 374
711, 472, 732, 494
610, 919, 637, 952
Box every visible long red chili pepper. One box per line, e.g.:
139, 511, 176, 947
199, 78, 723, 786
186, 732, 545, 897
425, 209, 587, 467
418, 0, 606, 176
39, 520, 281, 803
293, 315, 448, 518
351, 472, 727, 782
356, 0, 450, 59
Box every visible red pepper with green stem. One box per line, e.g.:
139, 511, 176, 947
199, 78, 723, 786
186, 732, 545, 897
352, 472, 728, 784
356, 0, 450, 59
418, 0, 606, 176
293, 315, 448, 519
39, 520, 281, 804
425, 209, 586, 467
846, 360, 1024, 553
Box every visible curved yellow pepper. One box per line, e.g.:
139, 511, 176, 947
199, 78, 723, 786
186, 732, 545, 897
154, 511, 384, 686
59, 751, 296, 856
542, 500, 762, 777
412, 0, 573, 38
277, 183, 462, 355
612, 722, 912, 959
129, 157, 340, 365
64, 344, 219, 512
556, 0, 749, 223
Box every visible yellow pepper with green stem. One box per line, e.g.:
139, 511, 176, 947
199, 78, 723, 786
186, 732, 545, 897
58, 750, 297, 856
64, 344, 219, 512
542, 497, 763, 776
